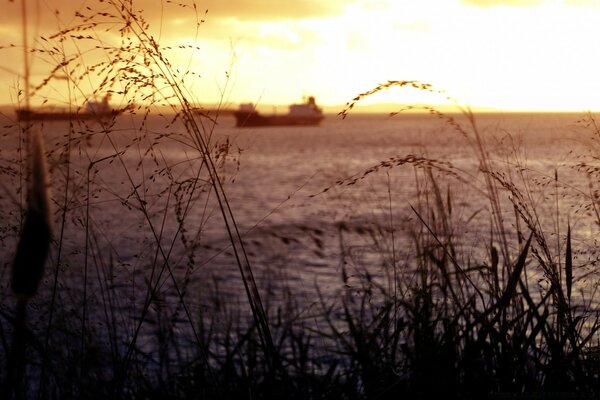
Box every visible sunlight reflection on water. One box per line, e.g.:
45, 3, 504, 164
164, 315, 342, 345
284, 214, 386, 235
0, 111, 599, 343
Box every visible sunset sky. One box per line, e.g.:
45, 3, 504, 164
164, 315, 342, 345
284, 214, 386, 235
1, 0, 600, 111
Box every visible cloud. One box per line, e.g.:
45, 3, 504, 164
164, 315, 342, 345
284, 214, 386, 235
100, 0, 347, 23
566, 0, 600, 7
0, 0, 350, 51
0, 0, 349, 37
168, 0, 347, 20
461, 0, 543, 6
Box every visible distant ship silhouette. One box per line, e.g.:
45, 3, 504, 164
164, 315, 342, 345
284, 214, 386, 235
16, 94, 122, 122
233, 96, 324, 127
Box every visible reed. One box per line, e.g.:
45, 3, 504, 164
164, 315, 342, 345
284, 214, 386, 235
330, 81, 600, 396
1, 125, 52, 399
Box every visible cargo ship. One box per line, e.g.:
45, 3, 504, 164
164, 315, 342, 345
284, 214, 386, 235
233, 96, 324, 127
16, 94, 122, 122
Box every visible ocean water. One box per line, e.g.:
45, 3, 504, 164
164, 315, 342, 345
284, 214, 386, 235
0, 110, 598, 345
212, 112, 599, 303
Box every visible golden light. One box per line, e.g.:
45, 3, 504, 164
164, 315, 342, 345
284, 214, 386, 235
1, 0, 600, 111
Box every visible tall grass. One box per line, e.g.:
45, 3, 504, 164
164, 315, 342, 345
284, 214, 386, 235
1, 0, 273, 397
1, 2, 600, 399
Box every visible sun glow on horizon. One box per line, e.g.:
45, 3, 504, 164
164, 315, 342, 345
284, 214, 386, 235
1, 0, 600, 111
196, 0, 600, 112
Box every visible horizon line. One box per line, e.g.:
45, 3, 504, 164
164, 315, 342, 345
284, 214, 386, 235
1, 102, 599, 115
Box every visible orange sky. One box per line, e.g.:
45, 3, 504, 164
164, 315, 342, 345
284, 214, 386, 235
2, 0, 600, 111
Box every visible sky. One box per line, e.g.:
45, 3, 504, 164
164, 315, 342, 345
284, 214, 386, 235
1, 0, 600, 111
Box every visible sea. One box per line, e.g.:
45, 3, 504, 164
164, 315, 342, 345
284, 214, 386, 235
0, 110, 599, 352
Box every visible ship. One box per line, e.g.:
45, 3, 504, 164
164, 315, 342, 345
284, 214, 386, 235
233, 96, 324, 127
16, 94, 122, 122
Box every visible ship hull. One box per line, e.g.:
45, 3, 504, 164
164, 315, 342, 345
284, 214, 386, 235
233, 111, 324, 127
16, 109, 121, 122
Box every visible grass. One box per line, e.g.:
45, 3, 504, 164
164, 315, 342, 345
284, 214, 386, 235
1, 1, 600, 399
